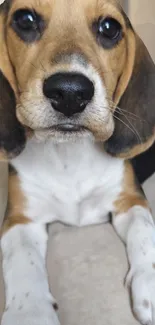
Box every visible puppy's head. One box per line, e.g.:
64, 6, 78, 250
1, 0, 155, 158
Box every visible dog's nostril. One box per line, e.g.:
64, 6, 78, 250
51, 92, 63, 101
76, 92, 85, 101
44, 87, 63, 101
50, 91, 64, 104
43, 72, 94, 117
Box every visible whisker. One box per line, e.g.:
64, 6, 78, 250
105, 101, 142, 142
39, 61, 47, 74
115, 110, 142, 143
116, 107, 147, 122
113, 114, 141, 142
29, 62, 38, 71
107, 97, 150, 124
92, 104, 142, 143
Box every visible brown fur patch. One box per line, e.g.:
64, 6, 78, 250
113, 28, 136, 106
114, 162, 148, 215
1, 173, 30, 236
1, 215, 30, 236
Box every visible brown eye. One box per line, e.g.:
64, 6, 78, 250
94, 17, 123, 49
13, 10, 37, 31
99, 17, 121, 39
12, 9, 45, 43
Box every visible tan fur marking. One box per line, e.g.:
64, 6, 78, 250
1, 215, 31, 236
114, 162, 148, 215
1, 173, 30, 236
114, 29, 136, 106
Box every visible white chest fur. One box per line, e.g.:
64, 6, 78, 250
12, 138, 124, 226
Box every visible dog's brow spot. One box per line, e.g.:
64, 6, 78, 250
143, 299, 149, 309
152, 263, 155, 269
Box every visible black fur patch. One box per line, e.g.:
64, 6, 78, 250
0, 71, 26, 157
132, 142, 155, 184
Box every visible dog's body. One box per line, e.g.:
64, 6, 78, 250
4, 136, 155, 325
3, 136, 155, 325
12, 139, 124, 226
1, 1, 155, 324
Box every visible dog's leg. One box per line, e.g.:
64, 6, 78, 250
113, 164, 155, 325
1, 222, 60, 325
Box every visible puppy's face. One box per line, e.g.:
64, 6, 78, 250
4, 0, 135, 142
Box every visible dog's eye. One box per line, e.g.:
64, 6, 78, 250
13, 10, 37, 31
12, 9, 45, 42
99, 17, 121, 40
94, 17, 122, 49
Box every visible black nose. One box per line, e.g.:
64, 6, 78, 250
43, 73, 94, 117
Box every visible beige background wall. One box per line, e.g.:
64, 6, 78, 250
122, 0, 155, 60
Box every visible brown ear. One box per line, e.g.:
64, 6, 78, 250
0, 8, 25, 158
105, 31, 155, 159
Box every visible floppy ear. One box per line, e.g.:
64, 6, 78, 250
0, 8, 26, 159
105, 28, 155, 159
131, 142, 155, 184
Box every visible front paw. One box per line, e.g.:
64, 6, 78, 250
1, 304, 60, 325
127, 264, 155, 325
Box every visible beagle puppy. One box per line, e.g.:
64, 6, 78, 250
0, 1, 155, 324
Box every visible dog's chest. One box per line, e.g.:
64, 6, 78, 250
12, 139, 124, 226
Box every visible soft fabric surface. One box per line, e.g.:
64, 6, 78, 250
0, 162, 154, 324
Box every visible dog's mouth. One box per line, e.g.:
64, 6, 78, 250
52, 123, 86, 132
34, 123, 93, 142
